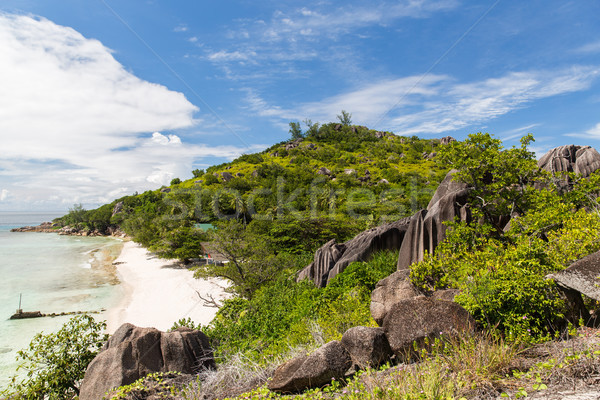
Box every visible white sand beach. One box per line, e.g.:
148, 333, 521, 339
106, 241, 229, 333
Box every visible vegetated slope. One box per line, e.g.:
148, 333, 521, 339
54, 122, 449, 258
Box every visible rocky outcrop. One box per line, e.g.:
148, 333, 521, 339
341, 326, 393, 369
297, 217, 412, 288
550, 251, 600, 301
538, 145, 600, 177
547, 250, 600, 322
268, 341, 351, 393
221, 171, 234, 182
79, 324, 215, 400
370, 270, 421, 325
317, 167, 332, 176
397, 171, 470, 271
382, 297, 475, 359
440, 136, 456, 145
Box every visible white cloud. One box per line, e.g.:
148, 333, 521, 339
174, 24, 188, 32
574, 40, 600, 54
0, 189, 9, 202
247, 66, 600, 135
0, 13, 260, 210
205, 0, 458, 69
585, 123, 600, 138
207, 50, 257, 62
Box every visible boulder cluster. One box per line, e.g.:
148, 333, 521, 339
79, 324, 215, 400
268, 297, 474, 393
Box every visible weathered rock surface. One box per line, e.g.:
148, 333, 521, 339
383, 298, 475, 359
440, 136, 456, 145
79, 324, 215, 400
538, 145, 600, 177
397, 171, 470, 271
341, 326, 393, 369
221, 171, 234, 182
298, 217, 411, 288
370, 270, 421, 326
268, 341, 351, 393
549, 251, 600, 302
317, 167, 332, 176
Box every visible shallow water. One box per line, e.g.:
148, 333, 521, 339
0, 212, 122, 389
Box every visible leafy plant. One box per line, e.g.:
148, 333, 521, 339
3, 315, 107, 399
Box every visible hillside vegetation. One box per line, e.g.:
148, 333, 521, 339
8, 120, 600, 399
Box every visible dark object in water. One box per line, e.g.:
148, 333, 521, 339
10, 310, 43, 319
9, 309, 105, 320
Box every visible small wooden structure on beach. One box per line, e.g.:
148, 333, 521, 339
199, 242, 227, 265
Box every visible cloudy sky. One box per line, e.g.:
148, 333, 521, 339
1, 1, 599, 211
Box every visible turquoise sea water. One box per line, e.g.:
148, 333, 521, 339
0, 212, 123, 389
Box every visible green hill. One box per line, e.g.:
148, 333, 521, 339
54, 122, 449, 258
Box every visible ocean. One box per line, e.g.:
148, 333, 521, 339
0, 212, 123, 389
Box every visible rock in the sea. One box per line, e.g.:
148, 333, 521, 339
383, 298, 474, 359
268, 341, 351, 393
79, 324, 215, 400
298, 217, 411, 288
370, 270, 421, 326
341, 326, 393, 369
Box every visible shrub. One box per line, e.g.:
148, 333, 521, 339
3, 315, 107, 399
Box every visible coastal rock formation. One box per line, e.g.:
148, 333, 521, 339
370, 270, 421, 326
79, 324, 215, 400
382, 297, 475, 359
341, 326, 393, 369
297, 217, 411, 288
397, 171, 470, 271
268, 340, 351, 393
538, 145, 600, 177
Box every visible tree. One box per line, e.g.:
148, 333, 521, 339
436, 133, 543, 232
288, 121, 303, 140
3, 315, 107, 399
192, 169, 205, 178
193, 221, 280, 299
304, 118, 320, 136
337, 110, 352, 126
170, 177, 182, 185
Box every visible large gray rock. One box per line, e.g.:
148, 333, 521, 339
538, 145, 600, 177
79, 324, 215, 400
382, 298, 475, 359
397, 171, 470, 271
549, 251, 600, 301
221, 171, 234, 182
297, 217, 411, 288
268, 341, 352, 393
370, 270, 421, 326
341, 326, 393, 369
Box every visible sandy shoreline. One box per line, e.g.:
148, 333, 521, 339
106, 241, 228, 333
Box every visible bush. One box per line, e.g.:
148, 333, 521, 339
3, 315, 107, 399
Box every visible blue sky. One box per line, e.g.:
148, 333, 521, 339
1, 1, 599, 210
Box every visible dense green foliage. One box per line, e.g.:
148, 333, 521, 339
53, 123, 446, 264
411, 133, 600, 343
205, 250, 398, 360
2, 315, 107, 399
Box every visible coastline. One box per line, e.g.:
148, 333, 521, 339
106, 241, 228, 333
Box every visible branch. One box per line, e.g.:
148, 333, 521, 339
196, 291, 222, 308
